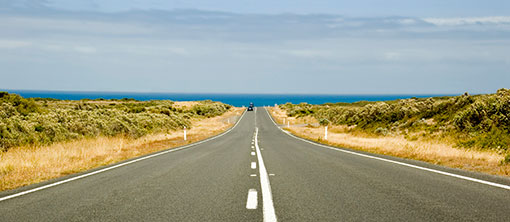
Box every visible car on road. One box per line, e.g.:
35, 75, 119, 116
247, 102, 254, 111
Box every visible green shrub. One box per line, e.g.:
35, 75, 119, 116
501, 154, 510, 165
0, 92, 42, 115
0, 93, 231, 151
280, 88, 510, 151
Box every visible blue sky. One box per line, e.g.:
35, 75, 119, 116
1, 0, 509, 94
42, 0, 510, 17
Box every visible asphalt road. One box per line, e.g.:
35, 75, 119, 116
1, 108, 510, 221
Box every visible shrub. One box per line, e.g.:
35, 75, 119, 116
280, 89, 510, 150
0, 93, 231, 151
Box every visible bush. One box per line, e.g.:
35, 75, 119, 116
280, 88, 510, 150
0, 93, 231, 151
0, 92, 42, 116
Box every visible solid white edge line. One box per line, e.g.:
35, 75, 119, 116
246, 189, 258, 209
0, 109, 248, 202
263, 107, 510, 191
255, 127, 278, 222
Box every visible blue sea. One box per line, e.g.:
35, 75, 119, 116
3, 90, 452, 107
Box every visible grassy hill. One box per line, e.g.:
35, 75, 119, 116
0, 92, 231, 151
280, 89, 510, 162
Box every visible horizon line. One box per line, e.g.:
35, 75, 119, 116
1, 88, 465, 96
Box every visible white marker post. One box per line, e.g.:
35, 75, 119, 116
283, 118, 286, 125
287, 120, 290, 128
325, 126, 328, 140
184, 126, 187, 141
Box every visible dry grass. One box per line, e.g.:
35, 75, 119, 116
172, 101, 200, 110
267, 108, 510, 177
268, 106, 318, 126
0, 107, 243, 191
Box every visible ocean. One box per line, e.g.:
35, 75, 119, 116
3, 90, 451, 107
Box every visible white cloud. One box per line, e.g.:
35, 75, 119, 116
423, 16, 510, 26
74, 46, 97, 53
1, 10, 509, 94
284, 49, 332, 58
0, 40, 32, 48
166, 47, 190, 56
383, 52, 401, 60
398, 18, 418, 25
0, 16, 154, 36
40, 44, 65, 52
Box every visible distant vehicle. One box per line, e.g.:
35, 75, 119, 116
247, 102, 254, 111
249, 102, 254, 107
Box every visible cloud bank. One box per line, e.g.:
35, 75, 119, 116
0, 8, 509, 94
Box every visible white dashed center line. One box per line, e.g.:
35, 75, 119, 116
246, 189, 258, 209
254, 127, 277, 222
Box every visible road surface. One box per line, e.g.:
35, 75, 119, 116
1, 107, 510, 221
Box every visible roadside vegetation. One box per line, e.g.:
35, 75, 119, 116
0, 92, 241, 191
0, 92, 231, 151
271, 88, 510, 176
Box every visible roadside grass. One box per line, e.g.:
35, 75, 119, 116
0, 93, 233, 151
0, 108, 243, 191
269, 106, 318, 126
268, 107, 510, 177
278, 89, 510, 153
171, 101, 200, 110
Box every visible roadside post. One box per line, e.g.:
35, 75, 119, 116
184, 126, 187, 141
325, 126, 328, 140
320, 118, 330, 141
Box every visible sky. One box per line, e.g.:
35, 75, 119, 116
1, 0, 509, 94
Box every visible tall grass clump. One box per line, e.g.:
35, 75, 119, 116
0, 92, 231, 151
280, 89, 510, 152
